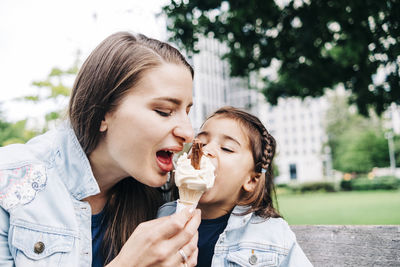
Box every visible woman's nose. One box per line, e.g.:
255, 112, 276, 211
173, 116, 194, 143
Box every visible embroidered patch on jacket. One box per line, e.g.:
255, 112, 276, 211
0, 164, 47, 211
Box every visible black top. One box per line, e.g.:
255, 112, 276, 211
91, 209, 106, 267
197, 213, 230, 267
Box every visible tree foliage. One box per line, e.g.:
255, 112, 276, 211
19, 58, 78, 131
163, 0, 400, 115
0, 110, 38, 146
335, 128, 389, 173
324, 91, 398, 173
395, 135, 400, 166
1, 56, 79, 146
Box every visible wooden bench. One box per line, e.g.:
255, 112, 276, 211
292, 225, 400, 266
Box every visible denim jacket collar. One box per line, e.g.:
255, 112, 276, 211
224, 205, 253, 231
54, 123, 100, 200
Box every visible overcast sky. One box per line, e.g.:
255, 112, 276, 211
0, 0, 169, 121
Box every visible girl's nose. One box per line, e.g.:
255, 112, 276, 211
202, 145, 218, 171
203, 145, 216, 158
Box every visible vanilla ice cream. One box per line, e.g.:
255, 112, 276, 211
174, 152, 216, 191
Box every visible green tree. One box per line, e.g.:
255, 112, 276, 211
324, 92, 367, 167
20, 56, 79, 131
395, 135, 400, 166
163, 0, 400, 115
1, 55, 79, 146
335, 128, 389, 173
324, 91, 392, 173
0, 110, 38, 146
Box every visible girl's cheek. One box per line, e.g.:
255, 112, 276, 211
211, 158, 218, 170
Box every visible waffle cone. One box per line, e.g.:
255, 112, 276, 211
178, 185, 204, 206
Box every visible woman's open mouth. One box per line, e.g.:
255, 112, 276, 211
156, 150, 174, 172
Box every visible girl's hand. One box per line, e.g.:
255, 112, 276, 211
106, 207, 201, 267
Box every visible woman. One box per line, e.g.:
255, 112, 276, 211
0, 32, 200, 267
159, 107, 312, 266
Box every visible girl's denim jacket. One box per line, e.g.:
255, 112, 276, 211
158, 202, 313, 267
0, 124, 100, 266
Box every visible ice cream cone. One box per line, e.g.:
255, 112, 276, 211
176, 185, 204, 212
175, 139, 215, 213
179, 185, 204, 204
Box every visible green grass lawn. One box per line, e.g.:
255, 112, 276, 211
276, 190, 400, 225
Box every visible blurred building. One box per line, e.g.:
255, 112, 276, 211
189, 37, 259, 131
258, 97, 332, 184
189, 37, 333, 183
189, 37, 227, 129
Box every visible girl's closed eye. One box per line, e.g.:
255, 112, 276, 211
221, 147, 234, 153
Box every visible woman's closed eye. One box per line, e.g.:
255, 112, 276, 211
155, 109, 172, 117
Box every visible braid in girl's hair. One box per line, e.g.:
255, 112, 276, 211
261, 128, 275, 172
257, 127, 281, 218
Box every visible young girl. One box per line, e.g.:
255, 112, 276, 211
0, 32, 200, 267
158, 106, 312, 266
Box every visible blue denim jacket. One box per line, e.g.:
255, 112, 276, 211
158, 202, 313, 267
0, 124, 100, 266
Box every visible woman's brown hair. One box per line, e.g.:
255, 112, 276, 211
205, 106, 281, 219
68, 31, 194, 264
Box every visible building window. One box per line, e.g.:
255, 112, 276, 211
289, 164, 297, 180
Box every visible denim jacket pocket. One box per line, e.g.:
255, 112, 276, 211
11, 225, 74, 265
226, 248, 278, 267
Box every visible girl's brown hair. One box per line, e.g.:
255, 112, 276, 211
68, 32, 193, 264
206, 106, 281, 219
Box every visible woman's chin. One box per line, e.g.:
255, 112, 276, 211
133, 171, 168, 188
151, 173, 169, 187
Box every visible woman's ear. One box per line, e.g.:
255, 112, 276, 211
100, 112, 113, 132
100, 119, 108, 132
242, 172, 260, 193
